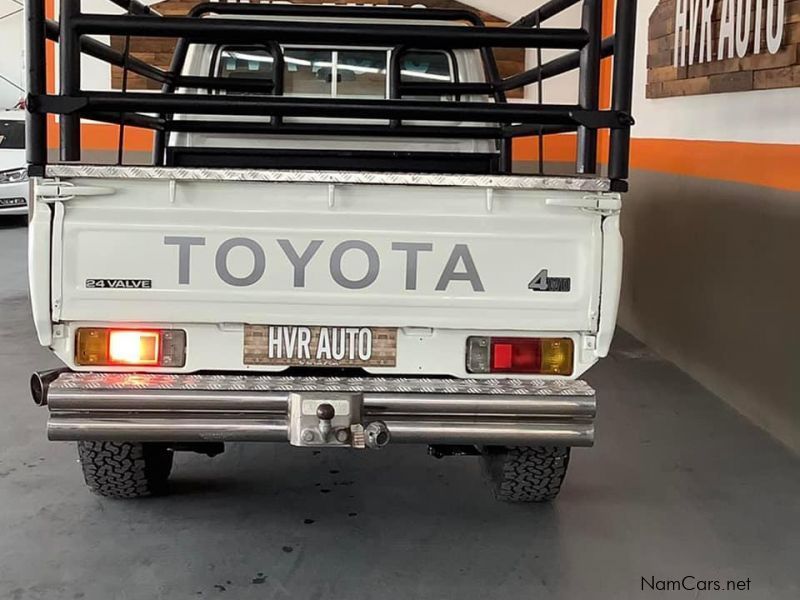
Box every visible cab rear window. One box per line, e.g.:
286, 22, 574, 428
214, 46, 454, 98
218, 48, 275, 81
400, 51, 453, 83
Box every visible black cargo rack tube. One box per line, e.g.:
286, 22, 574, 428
608, 0, 637, 184
577, 0, 602, 174
89, 117, 510, 140
26, 0, 636, 187
188, 2, 486, 23
80, 114, 577, 140
25, 0, 47, 170
35, 93, 628, 130
59, 0, 80, 161
70, 15, 591, 50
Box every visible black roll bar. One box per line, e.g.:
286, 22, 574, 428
577, 0, 602, 174
189, 2, 484, 22
609, 0, 638, 182
70, 15, 590, 50
59, 0, 80, 161
34, 93, 627, 129
26, 0, 636, 189
25, 0, 47, 170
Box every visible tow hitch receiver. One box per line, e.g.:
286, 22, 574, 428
288, 393, 390, 449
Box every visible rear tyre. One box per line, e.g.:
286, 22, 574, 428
481, 446, 571, 503
77, 441, 174, 499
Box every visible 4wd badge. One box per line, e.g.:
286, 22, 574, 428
528, 270, 571, 293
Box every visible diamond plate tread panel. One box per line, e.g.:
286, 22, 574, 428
52, 373, 595, 396
44, 165, 611, 192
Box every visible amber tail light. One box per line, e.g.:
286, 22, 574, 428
75, 328, 186, 367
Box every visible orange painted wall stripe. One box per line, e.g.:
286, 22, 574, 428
512, 135, 577, 164
629, 139, 800, 192
513, 136, 800, 193
45, 0, 56, 150
47, 122, 155, 153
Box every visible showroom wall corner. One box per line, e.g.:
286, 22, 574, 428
620, 0, 800, 454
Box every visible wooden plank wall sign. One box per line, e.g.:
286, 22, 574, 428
647, 0, 800, 97
111, 0, 525, 96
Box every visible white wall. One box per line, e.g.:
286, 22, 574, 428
0, 0, 117, 105
631, 0, 800, 144
468, 0, 800, 144
1, 0, 165, 101
463, 0, 531, 20
468, 0, 581, 104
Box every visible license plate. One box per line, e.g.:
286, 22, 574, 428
244, 325, 397, 367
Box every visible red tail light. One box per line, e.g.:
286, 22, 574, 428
491, 339, 542, 373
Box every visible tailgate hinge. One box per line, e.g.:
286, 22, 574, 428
546, 193, 621, 215
36, 179, 116, 203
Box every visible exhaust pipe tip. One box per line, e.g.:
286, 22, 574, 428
364, 421, 391, 449
30, 368, 67, 407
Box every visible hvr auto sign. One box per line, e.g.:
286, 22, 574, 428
673, 0, 787, 66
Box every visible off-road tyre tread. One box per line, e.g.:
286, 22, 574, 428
77, 441, 173, 499
481, 446, 570, 503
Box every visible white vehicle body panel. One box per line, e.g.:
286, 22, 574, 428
32, 168, 620, 379
28, 197, 52, 345
0, 110, 28, 215
0, 179, 28, 215
597, 215, 623, 358
0, 148, 25, 171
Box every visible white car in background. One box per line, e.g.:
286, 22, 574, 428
0, 110, 28, 216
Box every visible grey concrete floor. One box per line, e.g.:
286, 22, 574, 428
0, 218, 798, 600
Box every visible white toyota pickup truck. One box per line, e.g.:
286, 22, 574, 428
26, 0, 636, 502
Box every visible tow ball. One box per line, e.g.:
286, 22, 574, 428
288, 393, 390, 449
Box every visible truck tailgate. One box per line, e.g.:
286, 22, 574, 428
46, 171, 605, 332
